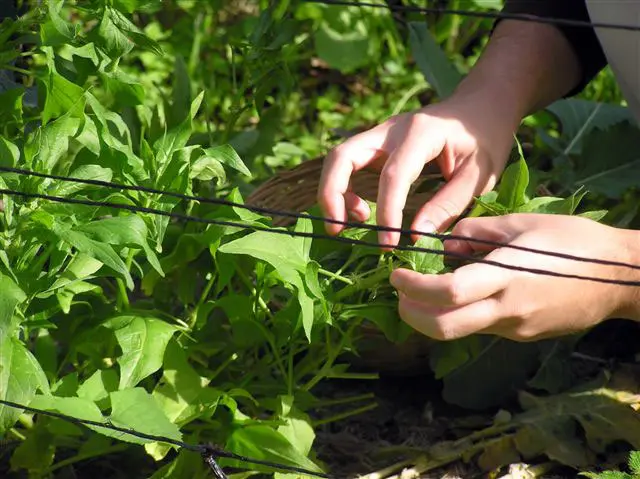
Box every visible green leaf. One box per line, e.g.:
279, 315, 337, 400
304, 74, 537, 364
9, 423, 55, 473
314, 20, 369, 73
40, 253, 102, 295
203, 144, 252, 178
0, 337, 50, 433
29, 394, 104, 424
408, 22, 463, 99
190, 154, 226, 182
438, 337, 541, 409
154, 92, 204, 169
49, 165, 113, 197
219, 231, 316, 339
579, 210, 609, 222
0, 137, 20, 167
573, 122, 640, 199
102, 69, 145, 107
0, 273, 25, 338
429, 336, 484, 379
25, 113, 82, 171
57, 228, 134, 290
38, 46, 85, 124
152, 340, 222, 426
95, 6, 135, 58
46, 0, 76, 40
277, 396, 315, 457
101, 314, 177, 389
544, 99, 635, 156
394, 236, 445, 274
225, 423, 322, 474
109, 388, 182, 445
170, 55, 191, 125
77, 369, 119, 403
496, 155, 530, 211
527, 338, 579, 394
77, 215, 163, 277
0, 87, 24, 126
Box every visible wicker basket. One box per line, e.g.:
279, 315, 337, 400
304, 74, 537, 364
246, 156, 444, 375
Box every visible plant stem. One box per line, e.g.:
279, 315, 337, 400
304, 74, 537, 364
311, 392, 375, 409
334, 266, 391, 302
45, 444, 129, 474
302, 320, 361, 391
116, 278, 130, 311
317, 267, 353, 285
190, 272, 216, 328
312, 402, 378, 427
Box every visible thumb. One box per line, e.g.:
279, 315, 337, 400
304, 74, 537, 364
410, 165, 488, 239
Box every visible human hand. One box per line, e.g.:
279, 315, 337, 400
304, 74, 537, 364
389, 214, 640, 342
317, 99, 518, 248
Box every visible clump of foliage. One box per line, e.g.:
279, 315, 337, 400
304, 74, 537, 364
2, 1, 640, 478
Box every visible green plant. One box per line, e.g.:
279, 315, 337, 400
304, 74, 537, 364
581, 451, 640, 479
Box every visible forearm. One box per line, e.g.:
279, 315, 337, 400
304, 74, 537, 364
450, 19, 582, 130
614, 228, 640, 322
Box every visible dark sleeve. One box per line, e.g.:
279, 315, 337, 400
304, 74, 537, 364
0, 0, 17, 22
496, 0, 608, 96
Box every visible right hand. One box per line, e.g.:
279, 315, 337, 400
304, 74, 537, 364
317, 99, 517, 248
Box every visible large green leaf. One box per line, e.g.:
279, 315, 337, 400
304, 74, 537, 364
38, 46, 85, 124
219, 231, 317, 339
225, 422, 323, 474
544, 99, 635, 156
496, 155, 530, 211
101, 314, 177, 390
24, 114, 81, 171
408, 22, 463, 99
0, 337, 50, 433
94, 6, 135, 58
57, 228, 134, 290
572, 122, 640, 199
152, 340, 221, 426
0, 273, 26, 337
314, 21, 369, 73
109, 388, 182, 445
77, 215, 163, 276
394, 236, 445, 274
437, 336, 542, 409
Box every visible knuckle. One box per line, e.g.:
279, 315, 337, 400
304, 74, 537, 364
505, 327, 539, 342
430, 319, 460, 341
443, 272, 465, 305
433, 198, 463, 219
452, 217, 474, 235
381, 162, 402, 183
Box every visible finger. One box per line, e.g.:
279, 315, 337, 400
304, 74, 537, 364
345, 191, 371, 222
390, 262, 512, 307
318, 127, 390, 235
410, 163, 490, 241
443, 216, 513, 256
444, 214, 525, 255
377, 127, 446, 248
398, 293, 502, 341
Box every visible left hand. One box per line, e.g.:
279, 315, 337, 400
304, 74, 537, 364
389, 213, 640, 342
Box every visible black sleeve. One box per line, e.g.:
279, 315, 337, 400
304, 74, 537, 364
497, 0, 608, 96
0, 0, 17, 22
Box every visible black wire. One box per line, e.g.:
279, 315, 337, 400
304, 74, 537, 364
302, 0, 640, 32
0, 398, 332, 478
2, 166, 640, 272
2, 186, 640, 287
